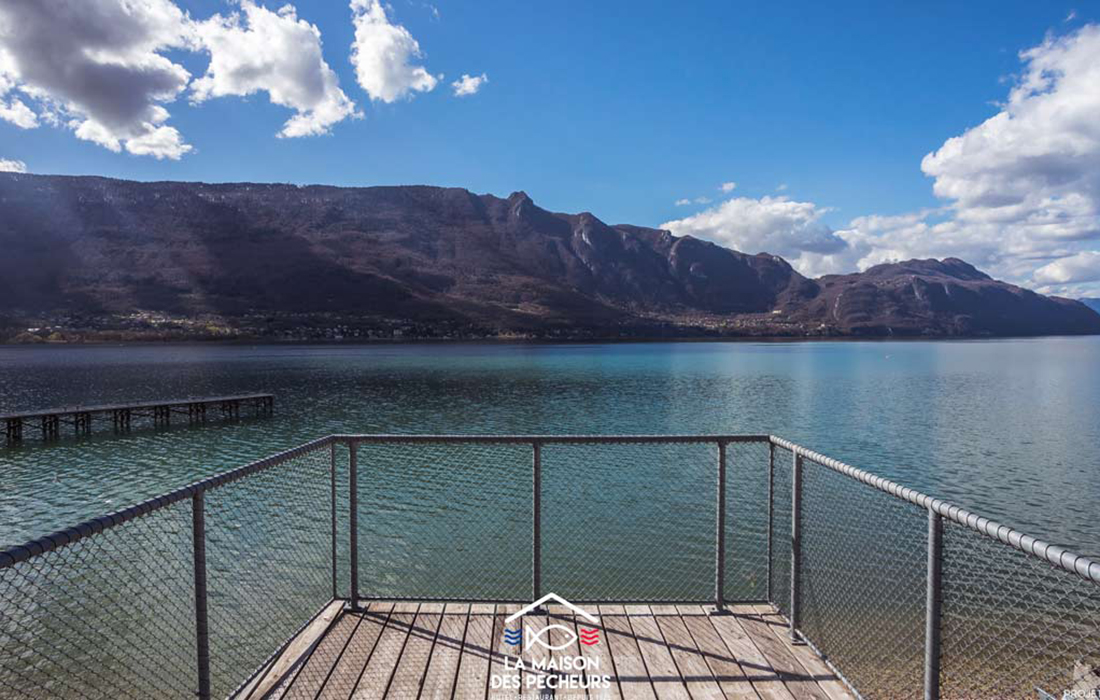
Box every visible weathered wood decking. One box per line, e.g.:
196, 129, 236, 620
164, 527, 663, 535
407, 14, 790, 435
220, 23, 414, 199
1, 393, 274, 445
238, 602, 853, 700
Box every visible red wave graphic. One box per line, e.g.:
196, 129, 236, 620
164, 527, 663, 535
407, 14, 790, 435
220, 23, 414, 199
579, 628, 600, 645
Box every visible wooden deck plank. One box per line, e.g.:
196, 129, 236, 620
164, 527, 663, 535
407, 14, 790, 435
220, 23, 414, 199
278, 610, 363, 699
569, 609, 622, 700
705, 608, 796, 700
241, 602, 848, 700
731, 608, 831, 700
385, 604, 444, 698
597, 606, 657, 700
489, 604, 523, 699
418, 605, 470, 700
749, 606, 853, 700
316, 602, 395, 699
453, 606, 494, 699
652, 613, 726, 700
625, 609, 691, 700
350, 605, 419, 698
676, 606, 759, 700
236, 599, 344, 700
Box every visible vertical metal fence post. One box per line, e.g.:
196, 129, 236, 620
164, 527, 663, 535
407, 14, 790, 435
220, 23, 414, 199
532, 441, 542, 602
192, 491, 212, 700
349, 440, 360, 611
790, 452, 803, 643
714, 440, 727, 612
766, 441, 775, 603
330, 440, 337, 600
924, 508, 944, 700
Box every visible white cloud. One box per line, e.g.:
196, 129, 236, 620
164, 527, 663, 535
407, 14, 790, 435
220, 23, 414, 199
697, 24, 1100, 294
1066, 10, 1077, 22
776, 183, 788, 192
0, 0, 194, 159
1034, 251, 1100, 285
719, 181, 736, 193
451, 73, 488, 97
662, 196, 847, 266
349, 0, 439, 103
694, 196, 711, 204
192, 2, 358, 138
674, 198, 692, 206
0, 157, 26, 173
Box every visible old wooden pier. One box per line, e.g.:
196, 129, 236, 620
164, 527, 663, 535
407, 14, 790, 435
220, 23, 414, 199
2, 393, 274, 446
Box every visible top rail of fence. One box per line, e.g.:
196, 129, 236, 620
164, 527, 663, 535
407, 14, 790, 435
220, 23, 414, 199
770, 435, 1100, 584
332, 433, 771, 444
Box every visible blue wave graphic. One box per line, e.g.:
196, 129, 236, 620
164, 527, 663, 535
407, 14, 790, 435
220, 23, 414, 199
503, 628, 522, 646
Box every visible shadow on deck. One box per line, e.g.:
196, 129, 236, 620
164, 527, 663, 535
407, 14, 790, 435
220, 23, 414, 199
238, 601, 852, 700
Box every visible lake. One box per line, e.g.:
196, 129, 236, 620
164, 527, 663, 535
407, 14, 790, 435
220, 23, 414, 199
1, 338, 1098, 560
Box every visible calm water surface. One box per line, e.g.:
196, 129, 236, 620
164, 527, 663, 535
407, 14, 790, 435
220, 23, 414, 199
1, 339, 1098, 557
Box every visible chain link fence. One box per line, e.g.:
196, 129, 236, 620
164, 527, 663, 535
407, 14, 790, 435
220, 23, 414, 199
0, 500, 196, 699
798, 453, 926, 699
770, 437, 1100, 700
353, 440, 531, 601
204, 443, 334, 698
940, 520, 1100, 698
541, 440, 717, 601
0, 437, 336, 700
2, 433, 1098, 699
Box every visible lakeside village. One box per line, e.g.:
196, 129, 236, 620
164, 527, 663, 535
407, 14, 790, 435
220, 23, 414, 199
0, 308, 835, 345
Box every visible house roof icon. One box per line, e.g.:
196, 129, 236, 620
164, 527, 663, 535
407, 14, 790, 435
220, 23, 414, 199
505, 593, 599, 624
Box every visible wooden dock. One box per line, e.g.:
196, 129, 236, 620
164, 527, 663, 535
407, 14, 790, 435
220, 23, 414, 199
237, 601, 853, 700
1, 393, 274, 446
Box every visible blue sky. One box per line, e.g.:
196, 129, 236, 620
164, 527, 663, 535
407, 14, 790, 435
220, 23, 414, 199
1, 1, 1099, 295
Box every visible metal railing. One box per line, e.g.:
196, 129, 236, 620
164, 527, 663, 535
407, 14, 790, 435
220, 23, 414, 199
0, 434, 1097, 699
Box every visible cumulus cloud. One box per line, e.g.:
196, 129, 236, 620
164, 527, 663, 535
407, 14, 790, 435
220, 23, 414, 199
350, 0, 439, 103
0, 0, 194, 158
719, 181, 737, 193
0, 0, 365, 156
0, 157, 26, 173
192, 2, 358, 138
886, 24, 1100, 291
921, 25, 1100, 246
677, 24, 1100, 293
1034, 251, 1100, 285
451, 73, 488, 97
662, 196, 848, 266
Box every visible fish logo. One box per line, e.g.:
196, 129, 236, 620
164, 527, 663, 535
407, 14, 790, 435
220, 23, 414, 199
503, 627, 522, 646
579, 628, 600, 646
526, 623, 579, 651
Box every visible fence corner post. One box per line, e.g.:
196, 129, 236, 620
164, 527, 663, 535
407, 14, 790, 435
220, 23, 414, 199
192, 491, 212, 700
790, 451, 804, 644
532, 440, 542, 603
766, 440, 775, 604
714, 440, 728, 613
330, 440, 337, 601
349, 440, 360, 611
924, 507, 944, 700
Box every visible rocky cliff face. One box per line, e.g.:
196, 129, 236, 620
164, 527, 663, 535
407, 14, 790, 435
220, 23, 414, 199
786, 258, 1100, 336
0, 173, 1097, 340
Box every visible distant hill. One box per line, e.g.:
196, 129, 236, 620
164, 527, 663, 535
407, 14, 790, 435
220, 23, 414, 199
1081, 298, 1100, 315
0, 173, 1098, 341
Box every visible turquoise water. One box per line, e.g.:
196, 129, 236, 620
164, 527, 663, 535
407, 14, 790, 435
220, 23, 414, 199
1, 339, 1098, 558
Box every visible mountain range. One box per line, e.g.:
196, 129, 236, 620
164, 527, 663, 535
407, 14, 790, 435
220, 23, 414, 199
1, 173, 1098, 342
